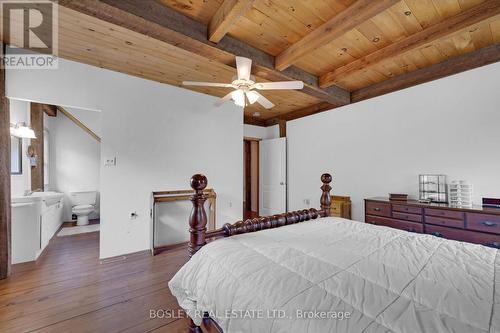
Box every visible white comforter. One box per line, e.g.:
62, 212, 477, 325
169, 217, 500, 333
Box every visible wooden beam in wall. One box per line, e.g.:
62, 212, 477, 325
275, 0, 399, 71
351, 43, 500, 103
42, 104, 57, 117
278, 119, 286, 138
0, 43, 11, 279
30, 103, 44, 191
208, 0, 255, 43
320, 0, 500, 88
58, 0, 349, 108
57, 106, 101, 142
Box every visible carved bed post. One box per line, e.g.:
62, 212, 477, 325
320, 173, 332, 217
189, 174, 208, 258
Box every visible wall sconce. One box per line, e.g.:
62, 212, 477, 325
10, 122, 36, 139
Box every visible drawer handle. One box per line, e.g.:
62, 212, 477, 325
432, 232, 443, 237
481, 221, 497, 227
485, 242, 500, 249
373, 208, 381, 211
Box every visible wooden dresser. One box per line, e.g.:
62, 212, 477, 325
330, 195, 351, 219
365, 198, 500, 249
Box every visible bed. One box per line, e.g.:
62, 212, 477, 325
169, 173, 500, 333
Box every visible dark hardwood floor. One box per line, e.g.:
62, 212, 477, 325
0, 231, 191, 332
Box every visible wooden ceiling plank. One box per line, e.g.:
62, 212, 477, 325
57, 0, 349, 107
274, 0, 400, 71
320, 0, 500, 88
208, 0, 255, 43
351, 43, 500, 102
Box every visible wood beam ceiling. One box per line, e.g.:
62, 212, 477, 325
208, 0, 255, 43
58, 0, 349, 110
275, 0, 400, 71
351, 43, 500, 102
320, 0, 500, 88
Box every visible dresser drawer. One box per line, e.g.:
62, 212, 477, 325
466, 213, 500, 234
426, 224, 500, 249
424, 208, 464, 220
366, 215, 423, 233
393, 212, 422, 223
365, 201, 391, 217
426, 216, 464, 229
392, 204, 422, 215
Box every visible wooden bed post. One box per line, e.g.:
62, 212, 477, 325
189, 174, 208, 258
320, 173, 332, 217
188, 174, 208, 333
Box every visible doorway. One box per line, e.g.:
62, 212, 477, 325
243, 138, 259, 220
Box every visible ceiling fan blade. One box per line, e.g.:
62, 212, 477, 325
252, 81, 304, 90
253, 91, 275, 109
183, 81, 234, 88
214, 92, 233, 107
235, 56, 252, 81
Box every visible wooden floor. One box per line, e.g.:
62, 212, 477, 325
0, 231, 192, 332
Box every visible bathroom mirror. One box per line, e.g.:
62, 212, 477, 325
10, 136, 22, 175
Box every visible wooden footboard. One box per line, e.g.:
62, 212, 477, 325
186, 173, 332, 332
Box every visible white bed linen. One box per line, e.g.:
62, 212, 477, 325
169, 217, 500, 333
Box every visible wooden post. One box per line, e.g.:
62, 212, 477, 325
30, 103, 44, 191
188, 175, 208, 332
0, 43, 11, 279
320, 173, 332, 216
188, 174, 208, 258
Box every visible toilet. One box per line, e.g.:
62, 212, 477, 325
69, 191, 97, 226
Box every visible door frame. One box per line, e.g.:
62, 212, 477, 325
243, 137, 260, 219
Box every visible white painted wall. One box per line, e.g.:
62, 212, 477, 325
10, 99, 31, 197
288, 62, 500, 221
244, 124, 279, 139
7, 56, 243, 258
49, 108, 101, 221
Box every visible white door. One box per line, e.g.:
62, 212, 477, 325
259, 137, 286, 216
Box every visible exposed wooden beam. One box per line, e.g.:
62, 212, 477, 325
0, 42, 11, 279
266, 102, 334, 125
320, 0, 500, 88
244, 114, 267, 127
42, 104, 57, 117
208, 0, 255, 43
57, 0, 349, 108
30, 103, 45, 191
278, 119, 286, 138
57, 106, 101, 142
351, 43, 500, 102
275, 0, 399, 71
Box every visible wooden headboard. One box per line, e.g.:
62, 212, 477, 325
185, 172, 332, 332
187, 173, 332, 257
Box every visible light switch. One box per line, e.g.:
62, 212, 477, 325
105, 157, 116, 166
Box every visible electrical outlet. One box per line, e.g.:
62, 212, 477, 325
105, 157, 116, 166
304, 199, 311, 207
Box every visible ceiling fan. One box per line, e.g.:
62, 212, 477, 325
182, 56, 304, 109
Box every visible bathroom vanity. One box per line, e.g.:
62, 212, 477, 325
11, 192, 64, 263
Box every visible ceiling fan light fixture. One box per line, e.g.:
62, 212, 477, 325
246, 91, 259, 104
231, 89, 245, 107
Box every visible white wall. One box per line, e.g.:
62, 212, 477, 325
10, 99, 31, 197
49, 108, 101, 221
288, 62, 500, 221
7, 56, 243, 259
244, 124, 279, 139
